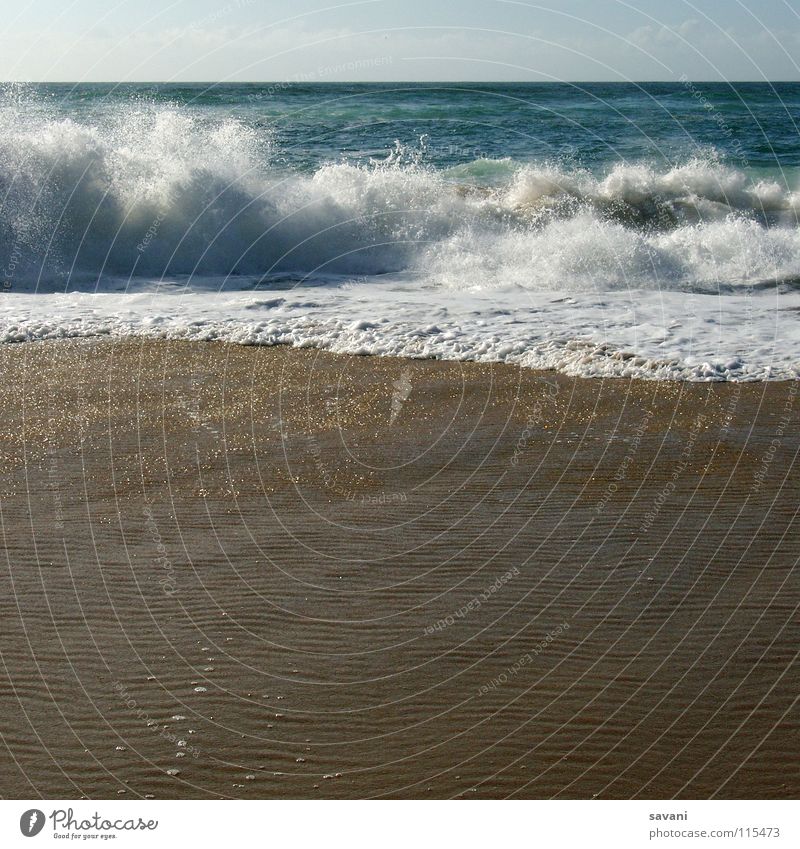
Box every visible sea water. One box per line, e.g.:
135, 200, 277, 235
2, 81, 800, 379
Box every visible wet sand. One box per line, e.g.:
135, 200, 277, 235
0, 338, 798, 799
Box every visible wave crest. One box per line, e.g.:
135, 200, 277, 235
1, 97, 799, 293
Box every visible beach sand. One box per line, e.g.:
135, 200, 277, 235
0, 338, 798, 799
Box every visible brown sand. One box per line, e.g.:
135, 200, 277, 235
0, 338, 798, 799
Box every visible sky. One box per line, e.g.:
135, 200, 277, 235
1, 0, 799, 82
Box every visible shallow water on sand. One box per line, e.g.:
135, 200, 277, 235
1, 340, 797, 798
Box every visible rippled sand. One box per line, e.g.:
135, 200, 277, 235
0, 339, 798, 799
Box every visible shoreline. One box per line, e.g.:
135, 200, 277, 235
0, 337, 798, 799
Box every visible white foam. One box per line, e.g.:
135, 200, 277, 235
1, 281, 797, 380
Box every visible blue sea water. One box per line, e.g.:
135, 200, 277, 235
1, 82, 799, 379
31, 81, 800, 173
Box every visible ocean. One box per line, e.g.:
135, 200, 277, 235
1, 81, 800, 379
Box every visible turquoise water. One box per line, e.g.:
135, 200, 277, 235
25, 81, 800, 175
1, 82, 799, 379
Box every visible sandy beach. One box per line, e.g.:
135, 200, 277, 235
0, 337, 798, 799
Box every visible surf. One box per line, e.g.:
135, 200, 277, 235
1, 92, 799, 294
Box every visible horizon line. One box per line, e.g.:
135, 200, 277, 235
6, 79, 800, 85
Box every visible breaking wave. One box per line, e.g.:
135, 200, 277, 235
2, 97, 800, 295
